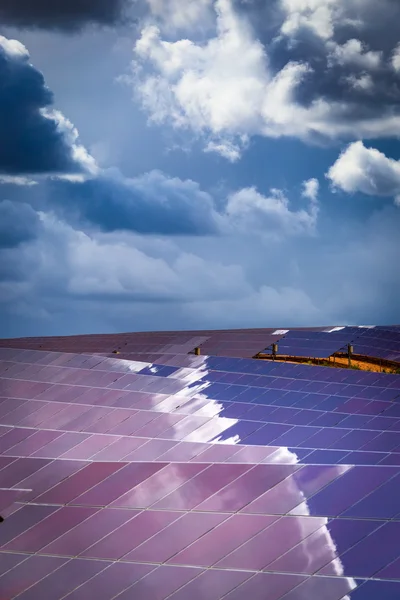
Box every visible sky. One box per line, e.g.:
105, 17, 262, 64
0, 0, 400, 338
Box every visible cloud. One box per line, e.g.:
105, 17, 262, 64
345, 73, 374, 93
392, 44, 400, 72
224, 182, 319, 237
184, 284, 324, 329
277, 0, 400, 55
0, 205, 329, 336
46, 168, 319, 238
0, 0, 133, 31
327, 141, 400, 204
146, 0, 213, 32
0, 0, 212, 33
48, 169, 222, 236
132, 0, 400, 159
0, 200, 42, 248
0, 175, 37, 186
2, 199, 400, 337
133, 2, 269, 159
0, 209, 252, 306
0, 32, 318, 240
279, 0, 337, 40
327, 39, 382, 70
0, 35, 97, 176
302, 178, 319, 202
204, 139, 246, 162
132, 1, 316, 154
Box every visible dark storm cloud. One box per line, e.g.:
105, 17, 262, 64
233, 0, 400, 134
234, 0, 400, 58
0, 0, 137, 31
48, 170, 220, 236
340, 0, 400, 56
0, 37, 94, 175
0, 34, 218, 237
232, 0, 284, 43
0, 199, 41, 248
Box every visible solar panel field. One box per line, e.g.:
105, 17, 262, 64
0, 326, 400, 599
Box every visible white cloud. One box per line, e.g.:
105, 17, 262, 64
278, 0, 383, 46
327, 141, 400, 204
302, 177, 319, 202
328, 39, 382, 70
0, 205, 329, 333
0, 175, 38, 186
47, 165, 319, 239
146, 0, 213, 32
0, 35, 28, 59
132, 0, 400, 159
392, 43, 400, 72
345, 73, 374, 93
36, 212, 252, 302
204, 138, 246, 163
2, 197, 400, 336
134, 1, 269, 140
224, 184, 319, 236
46, 110, 99, 178
280, 0, 338, 40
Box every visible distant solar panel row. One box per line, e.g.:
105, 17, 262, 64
260, 326, 400, 363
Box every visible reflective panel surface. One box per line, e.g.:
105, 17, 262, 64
0, 327, 400, 599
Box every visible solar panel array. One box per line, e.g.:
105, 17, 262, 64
1, 326, 399, 363
262, 326, 400, 363
0, 327, 330, 359
0, 329, 400, 599
351, 327, 400, 362
264, 330, 351, 359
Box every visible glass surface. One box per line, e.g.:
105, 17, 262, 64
14, 557, 109, 600
3, 430, 63, 457
72, 463, 166, 507
197, 464, 301, 513
62, 562, 155, 600
0, 428, 36, 453
152, 463, 251, 510
116, 565, 202, 600
170, 514, 277, 567
41, 508, 139, 556
0, 552, 29, 577
125, 511, 227, 563
319, 521, 400, 578
0, 555, 68, 599
35, 462, 125, 504
89, 436, 148, 461
169, 569, 252, 600
0, 504, 60, 547
292, 466, 397, 517
80, 510, 179, 559
0, 457, 50, 488
3, 506, 99, 552
2, 334, 400, 598
19, 459, 85, 501
111, 463, 207, 508
221, 572, 306, 600
30, 432, 90, 458
60, 434, 117, 459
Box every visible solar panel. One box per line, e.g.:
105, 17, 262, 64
1, 330, 400, 599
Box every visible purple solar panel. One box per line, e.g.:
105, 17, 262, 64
0, 327, 400, 599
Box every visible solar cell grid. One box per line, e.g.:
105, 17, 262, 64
1, 330, 400, 599
4, 407, 400, 459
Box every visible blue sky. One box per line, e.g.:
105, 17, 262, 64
0, 0, 400, 337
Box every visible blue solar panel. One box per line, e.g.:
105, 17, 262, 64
0, 329, 400, 599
